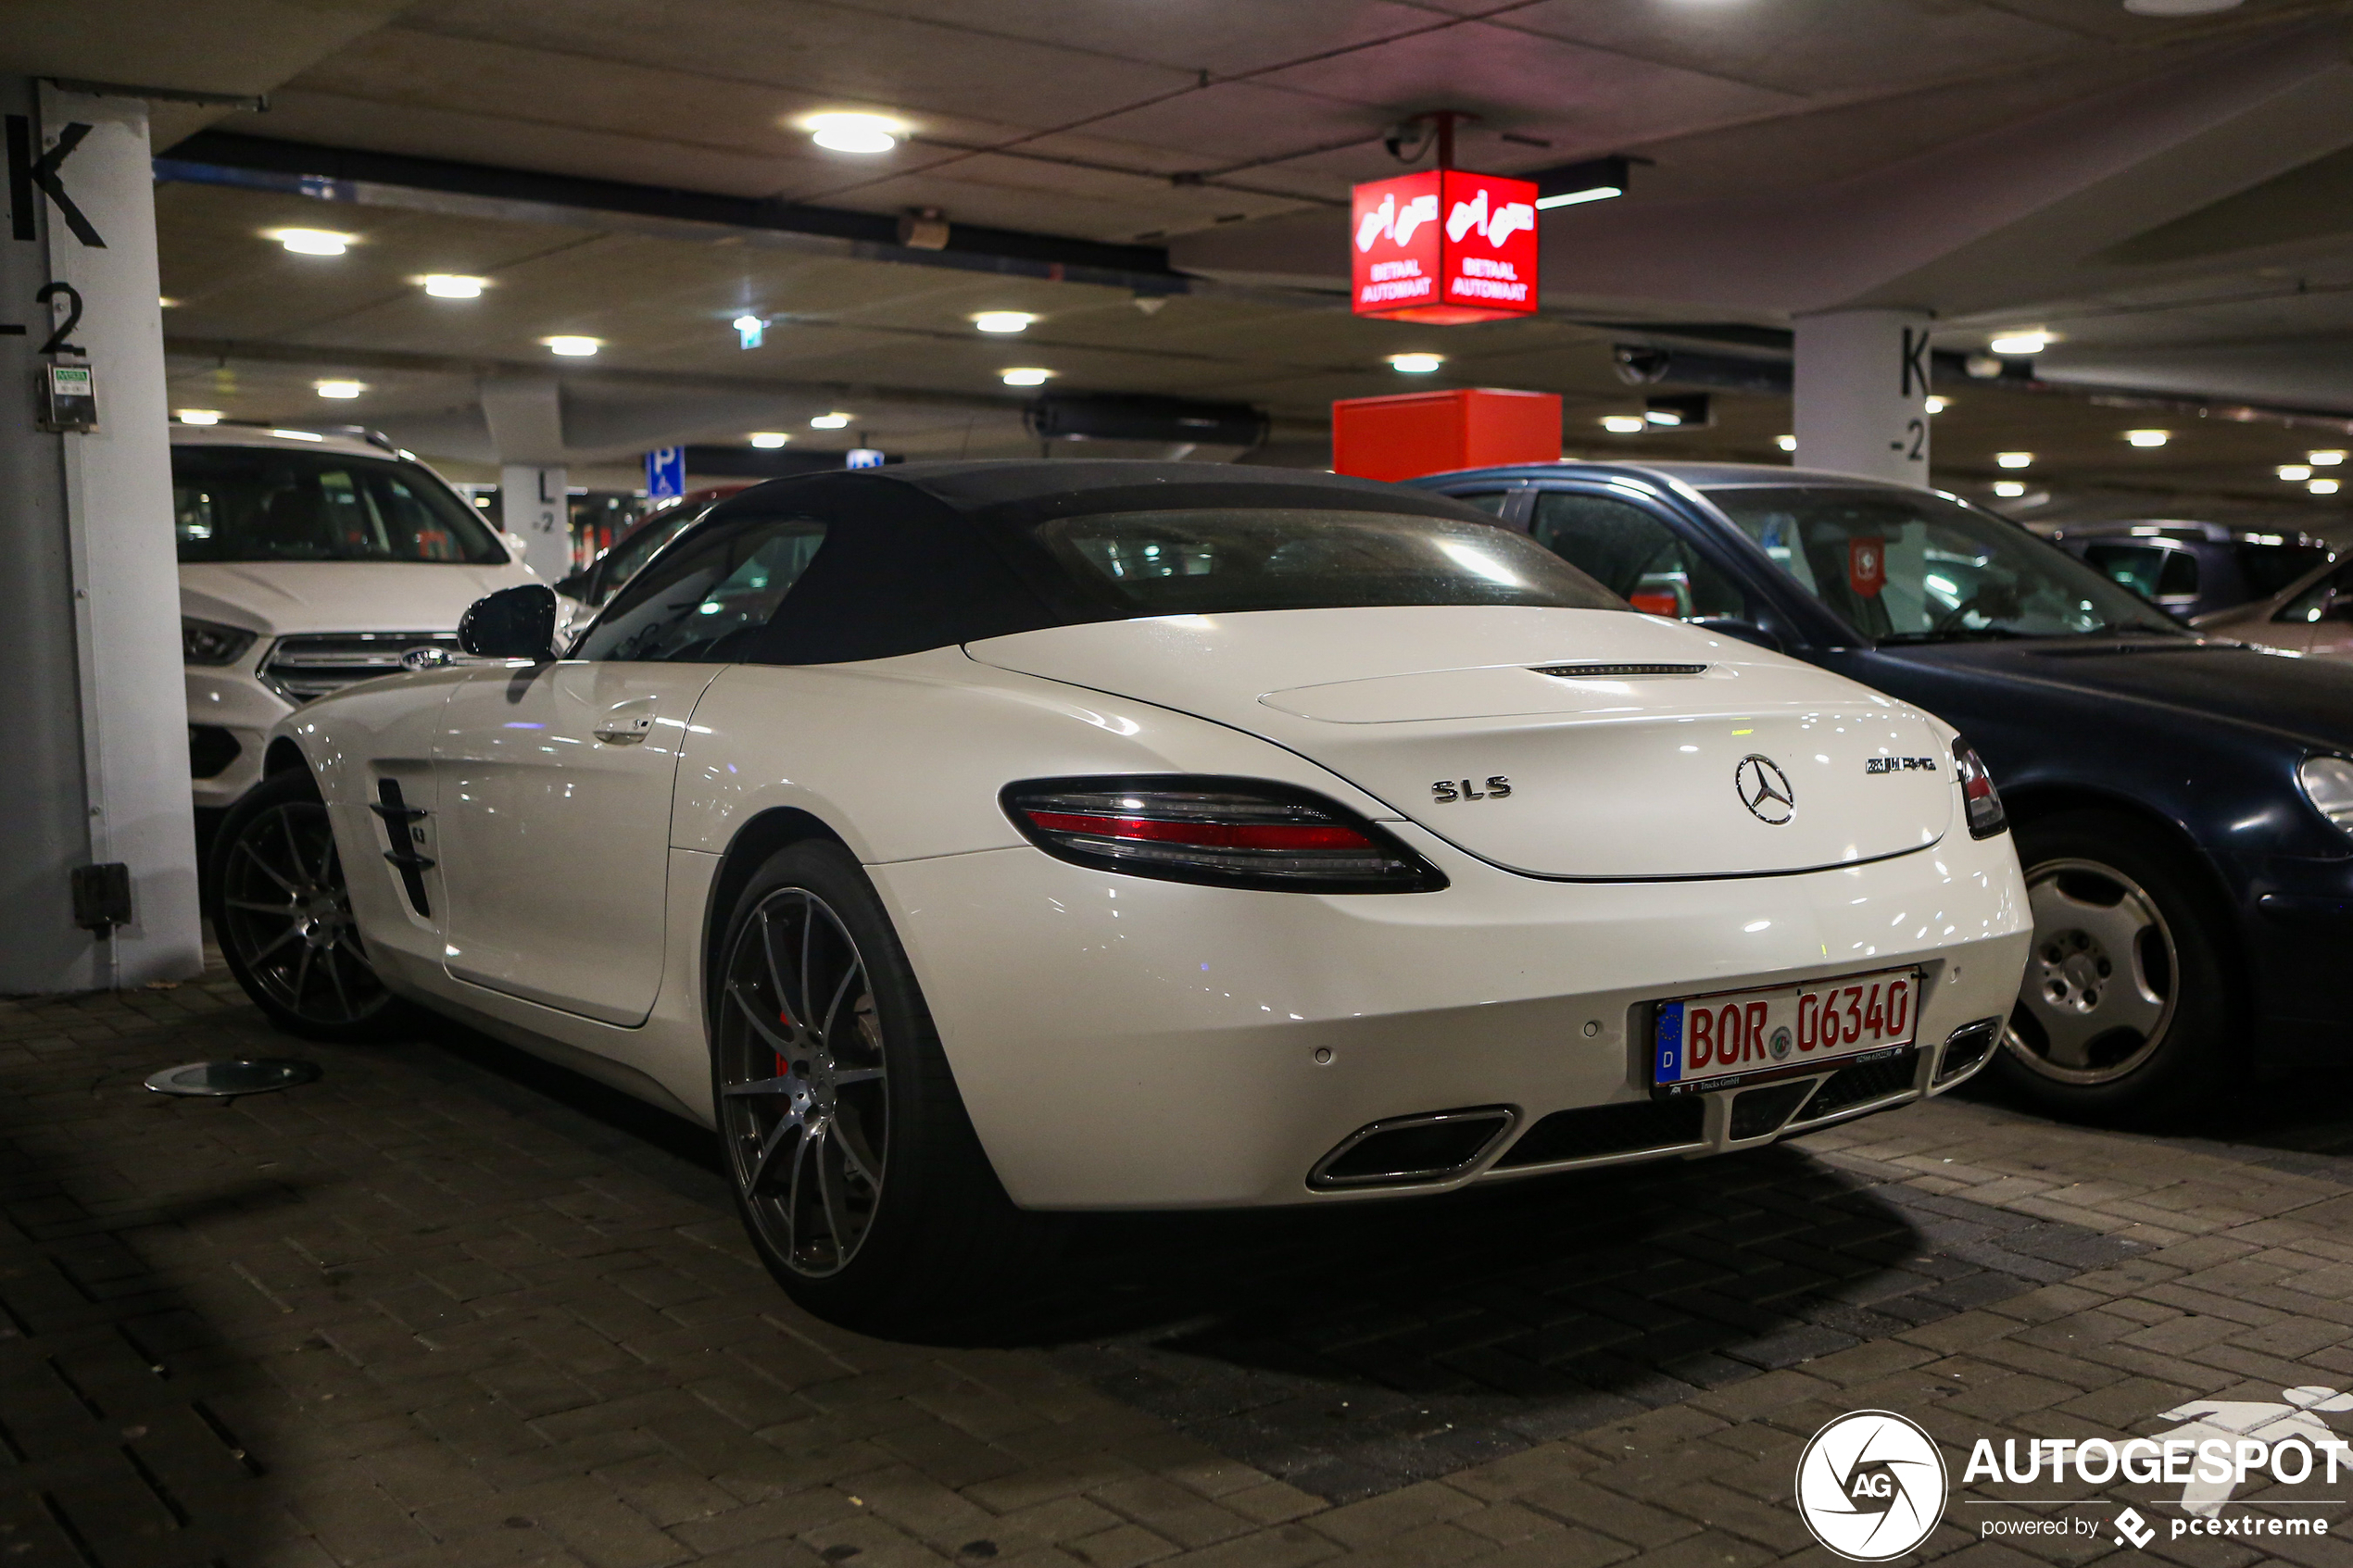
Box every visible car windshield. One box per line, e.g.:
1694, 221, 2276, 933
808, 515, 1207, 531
173, 445, 508, 565
1705, 485, 2175, 642
1030, 508, 1624, 615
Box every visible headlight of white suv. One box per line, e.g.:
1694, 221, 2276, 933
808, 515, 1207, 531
182, 617, 258, 666
2299, 755, 2353, 834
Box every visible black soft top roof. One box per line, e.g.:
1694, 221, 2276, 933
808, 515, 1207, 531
681, 460, 1494, 665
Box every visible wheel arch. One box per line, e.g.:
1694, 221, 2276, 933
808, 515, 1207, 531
700, 807, 852, 1032
1997, 779, 2252, 1002
263, 736, 309, 777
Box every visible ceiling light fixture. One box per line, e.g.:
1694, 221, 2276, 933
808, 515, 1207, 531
1993, 481, 2028, 498
1527, 155, 1629, 212
1924, 396, 1949, 414
804, 112, 905, 154
1988, 332, 2050, 356
2315, 479, 2343, 495
158, 295, 179, 308
1995, 451, 2033, 469
2125, 429, 2169, 447
1775, 434, 1796, 452
2310, 449, 2347, 466
175, 409, 222, 425
2280, 465, 2314, 482
733, 314, 766, 349
422, 274, 485, 298
545, 336, 600, 357
314, 380, 364, 399
268, 228, 354, 256
749, 432, 790, 449
974, 311, 1035, 334
1001, 368, 1054, 386
1601, 415, 1647, 434
810, 412, 852, 429
1388, 353, 1443, 373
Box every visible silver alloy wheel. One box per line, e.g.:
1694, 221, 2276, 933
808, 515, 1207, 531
2002, 856, 2178, 1085
220, 800, 385, 1024
717, 888, 889, 1278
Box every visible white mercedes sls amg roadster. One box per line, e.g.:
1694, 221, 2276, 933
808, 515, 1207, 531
210, 462, 2031, 1324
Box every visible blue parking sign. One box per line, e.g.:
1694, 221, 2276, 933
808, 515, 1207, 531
646, 446, 685, 498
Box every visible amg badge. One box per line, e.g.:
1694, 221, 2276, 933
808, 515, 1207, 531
1432, 776, 1511, 803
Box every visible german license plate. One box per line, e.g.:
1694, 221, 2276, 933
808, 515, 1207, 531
1652, 967, 1920, 1096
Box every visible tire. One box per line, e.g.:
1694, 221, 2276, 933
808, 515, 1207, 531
208, 767, 414, 1043
709, 839, 1055, 1330
1985, 809, 2238, 1124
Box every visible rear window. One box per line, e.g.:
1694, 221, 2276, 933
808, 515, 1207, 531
2082, 543, 2197, 598
2241, 541, 2332, 597
1029, 508, 1623, 616
174, 445, 507, 565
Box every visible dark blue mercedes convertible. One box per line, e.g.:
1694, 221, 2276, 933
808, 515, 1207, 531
1415, 460, 2353, 1123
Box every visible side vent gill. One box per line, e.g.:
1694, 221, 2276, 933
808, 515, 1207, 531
371, 778, 434, 917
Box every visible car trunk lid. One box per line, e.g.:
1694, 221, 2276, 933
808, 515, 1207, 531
968, 607, 1953, 880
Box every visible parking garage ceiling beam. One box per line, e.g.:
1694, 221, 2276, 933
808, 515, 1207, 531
158, 132, 1211, 299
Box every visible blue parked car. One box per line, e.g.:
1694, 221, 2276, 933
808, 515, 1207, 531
1413, 461, 2353, 1123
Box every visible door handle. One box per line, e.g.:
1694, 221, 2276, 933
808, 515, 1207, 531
593, 698, 657, 746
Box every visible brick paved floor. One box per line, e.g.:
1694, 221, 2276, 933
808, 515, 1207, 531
11, 964, 2353, 1568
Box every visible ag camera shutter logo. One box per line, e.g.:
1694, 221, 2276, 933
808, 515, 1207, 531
1796, 1411, 1949, 1561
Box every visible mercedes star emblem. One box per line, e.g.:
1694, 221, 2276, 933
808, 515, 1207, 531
1735, 754, 1795, 824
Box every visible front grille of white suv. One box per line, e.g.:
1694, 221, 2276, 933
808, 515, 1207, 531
258, 632, 461, 704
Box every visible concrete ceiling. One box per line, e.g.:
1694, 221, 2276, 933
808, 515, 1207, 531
114, 0, 2353, 526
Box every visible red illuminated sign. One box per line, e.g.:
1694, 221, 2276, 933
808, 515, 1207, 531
1352, 169, 1539, 324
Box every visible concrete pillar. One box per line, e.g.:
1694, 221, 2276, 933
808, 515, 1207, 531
499, 464, 572, 580
479, 375, 572, 579
1791, 308, 1934, 487
0, 81, 201, 991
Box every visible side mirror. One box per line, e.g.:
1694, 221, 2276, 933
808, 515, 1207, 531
551, 569, 588, 598
459, 584, 559, 659
1687, 615, 1783, 653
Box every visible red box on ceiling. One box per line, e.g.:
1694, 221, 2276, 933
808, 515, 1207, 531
1331, 387, 1563, 483
1351, 169, 1540, 323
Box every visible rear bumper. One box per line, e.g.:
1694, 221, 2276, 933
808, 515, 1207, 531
874, 824, 2032, 1210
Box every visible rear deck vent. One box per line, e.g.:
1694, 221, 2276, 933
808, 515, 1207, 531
1309, 1106, 1515, 1189
1495, 1098, 1705, 1168
1801, 1049, 1920, 1121
1531, 662, 1707, 679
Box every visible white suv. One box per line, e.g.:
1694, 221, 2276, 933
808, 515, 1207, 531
177, 424, 549, 809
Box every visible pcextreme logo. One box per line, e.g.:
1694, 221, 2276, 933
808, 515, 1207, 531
1796, 1391, 2352, 1558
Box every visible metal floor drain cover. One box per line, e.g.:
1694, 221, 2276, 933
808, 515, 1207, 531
144, 1059, 321, 1097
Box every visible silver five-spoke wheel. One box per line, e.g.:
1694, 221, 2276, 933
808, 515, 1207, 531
2005, 856, 2178, 1085
717, 887, 890, 1279
219, 796, 385, 1027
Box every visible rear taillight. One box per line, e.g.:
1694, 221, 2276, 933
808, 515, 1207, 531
1952, 738, 2007, 839
1000, 777, 1447, 893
